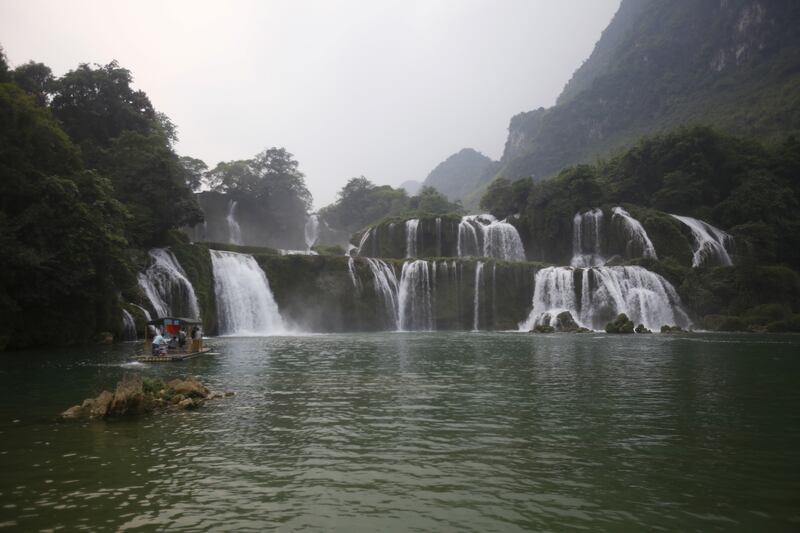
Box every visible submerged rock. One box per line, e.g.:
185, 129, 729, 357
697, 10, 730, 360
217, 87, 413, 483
660, 325, 685, 333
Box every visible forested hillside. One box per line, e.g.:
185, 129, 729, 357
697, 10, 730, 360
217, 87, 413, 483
421, 148, 498, 202
499, 0, 800, 183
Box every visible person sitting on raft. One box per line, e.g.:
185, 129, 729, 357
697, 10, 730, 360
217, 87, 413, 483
152, 331, 166, 355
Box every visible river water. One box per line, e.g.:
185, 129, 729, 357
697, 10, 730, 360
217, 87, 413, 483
0, 332, 798, 531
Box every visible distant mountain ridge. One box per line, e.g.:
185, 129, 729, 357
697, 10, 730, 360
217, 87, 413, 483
421, 148, 498, 203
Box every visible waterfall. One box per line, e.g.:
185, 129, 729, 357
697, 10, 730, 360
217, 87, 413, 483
473, 261, 484, 331
405, 219, 420, 258
137, 248, 200, 319
227, 200, 243, 245
304, 214, 320, 251
347, 257, 360, 290
519, 266, 689, 332
357, 228, 372, 256
457, 215, 525, 261
131, 303, 151, 322
571, 208, 604, 267
518, 267, 580, 331
398, 260, 434, 331
435, 217, 443, 256
365, 259, 400, 328
671, 215, 734, 267
457, 217, 481, 257
121, 309, 137, 341
612, 207, 657, 260
210, 250, 285, 335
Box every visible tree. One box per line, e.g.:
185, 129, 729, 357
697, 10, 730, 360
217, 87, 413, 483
0, 45, 9, 83
408, 186, 462, 215
0, 82, 131, 348
179, 156, 208, 192
12, 61, 54, 106
103, 131, 203, 245
51, 61, 156, 158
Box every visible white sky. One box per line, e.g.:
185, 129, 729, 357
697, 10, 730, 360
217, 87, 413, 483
1, 0, 620, 207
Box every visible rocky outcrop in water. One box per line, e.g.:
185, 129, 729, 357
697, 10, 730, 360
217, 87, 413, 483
60, 375, 227, 420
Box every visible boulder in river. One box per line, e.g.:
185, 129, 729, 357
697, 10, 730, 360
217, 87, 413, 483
60, 374, 228, 421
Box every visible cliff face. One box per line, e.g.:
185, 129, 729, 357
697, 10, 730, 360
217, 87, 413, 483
498, 0, 800, 182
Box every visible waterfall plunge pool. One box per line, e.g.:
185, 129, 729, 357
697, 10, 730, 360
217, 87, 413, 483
1, 331, 799, 531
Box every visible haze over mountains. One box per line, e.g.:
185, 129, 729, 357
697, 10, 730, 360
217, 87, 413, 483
424, 0, 800, 207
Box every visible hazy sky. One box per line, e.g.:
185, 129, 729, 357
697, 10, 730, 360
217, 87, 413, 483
1, 0, 620, 207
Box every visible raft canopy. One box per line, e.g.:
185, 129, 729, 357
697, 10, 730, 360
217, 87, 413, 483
146, 317, 202, 327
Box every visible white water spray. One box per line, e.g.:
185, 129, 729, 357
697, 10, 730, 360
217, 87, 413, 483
121, 309, 137, 341
671, 215, 733, 267
137, 248, 200, 319
211, 250, 285, 335
612, 207, 657, 260
304, 214, 320, 251
457, 215, 525, 261
519, 266, 689, 332
227, 200, 243, 245
473, 261, 484, 331
571, 209, 604, 267
398, 260, 434, 331
405, 219, 420, 258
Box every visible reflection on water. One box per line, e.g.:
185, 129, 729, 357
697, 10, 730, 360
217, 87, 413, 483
0, 332, 799, 530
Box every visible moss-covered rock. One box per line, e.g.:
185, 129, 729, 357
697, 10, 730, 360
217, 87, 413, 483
635, 324, 652, 334
605, 313, 635, 334
532, 324, 555, 333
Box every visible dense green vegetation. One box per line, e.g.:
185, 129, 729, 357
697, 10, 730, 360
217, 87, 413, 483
319, 176, 462, 234
0, 47, 204, 349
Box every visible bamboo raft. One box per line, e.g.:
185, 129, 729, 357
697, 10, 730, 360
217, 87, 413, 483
137, 316, 212, 363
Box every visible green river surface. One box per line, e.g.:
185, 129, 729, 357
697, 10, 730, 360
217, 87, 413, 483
0, 332, 798, 531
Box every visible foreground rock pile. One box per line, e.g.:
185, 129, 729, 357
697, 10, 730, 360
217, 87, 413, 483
60, 374, 234, 420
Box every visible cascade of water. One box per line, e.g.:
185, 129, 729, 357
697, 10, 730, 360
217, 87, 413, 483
137, 248, 200, 319
365, 259, 400, 328
398, 260, 434, 331
347, 257, 360, 290
519, 266, 689, 332
357, 228, 372, 256
518, 267, 580, 331
457, 215, 525, 261
405, 219, 420, 258
227, 200, 243, 245
304, 214, 320, 251
121, 309, 137, 341
473, 262, 484, 331
210, 250, 285, 335
457, 217, 481, 257
492, 263, 497, 328
435, 217, 442, 256
671, 215, 734, 267
611, 207, 657, 260
580, 266, 690, 330
131, 303, 152, 322
571, 209, 604, 267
